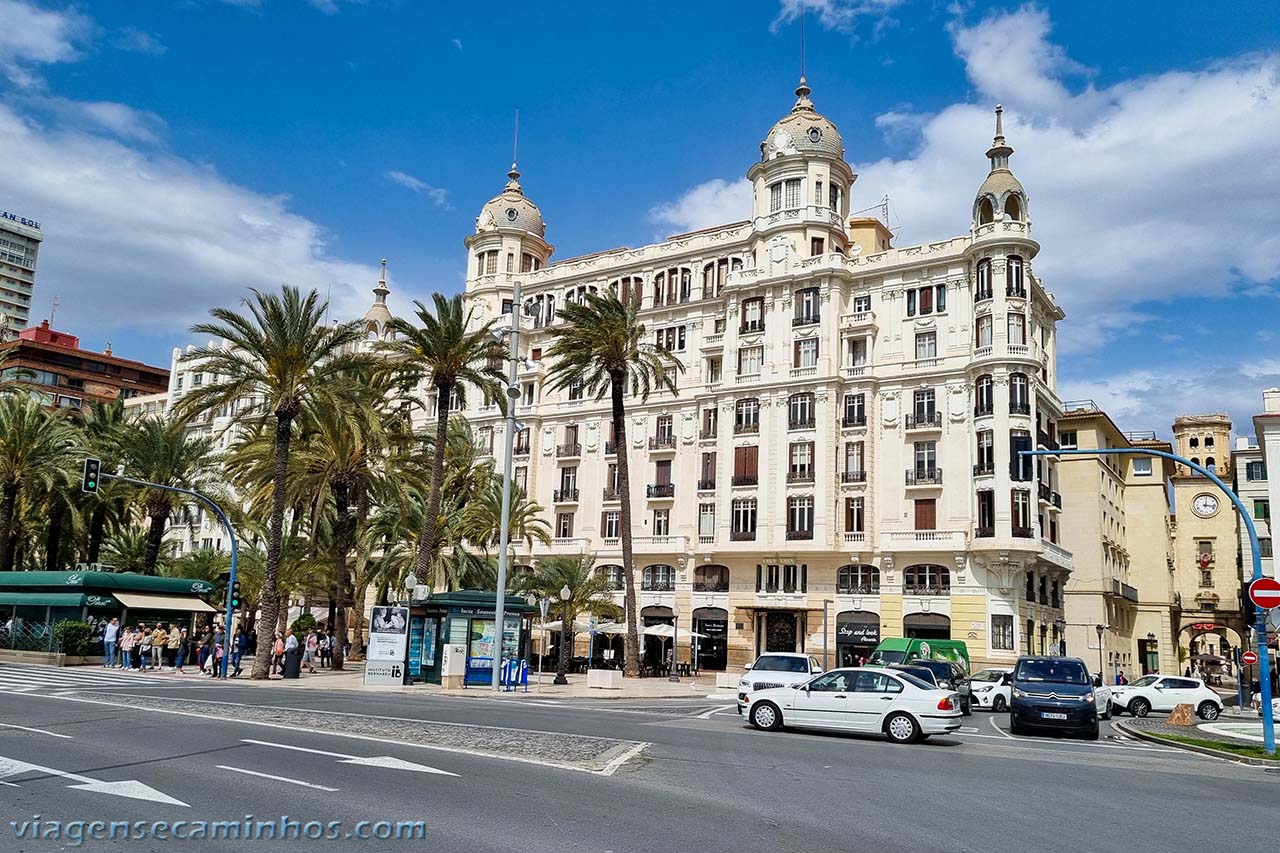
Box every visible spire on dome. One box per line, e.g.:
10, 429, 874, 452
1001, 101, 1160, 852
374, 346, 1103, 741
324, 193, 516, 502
373, 258, 389, 304
793, 75, 813, 111
362, 257, 393, 333
985, 104, 1013, 169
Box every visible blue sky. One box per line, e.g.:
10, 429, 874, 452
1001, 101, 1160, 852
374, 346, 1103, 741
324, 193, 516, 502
1, 0, 1278, 436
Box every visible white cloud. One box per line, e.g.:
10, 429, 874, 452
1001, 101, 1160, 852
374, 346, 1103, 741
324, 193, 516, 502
452, 38, 463, 52
112, 27, 166, 56
38, 98, 167, 143
0, 102, 384, 340
647, 177, 752, 235
0, 0, 91, 87
773, 0, 907, 33
386, 170, 449, 208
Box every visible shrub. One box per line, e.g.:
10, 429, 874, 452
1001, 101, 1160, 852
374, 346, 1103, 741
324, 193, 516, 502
290, 613, 318, 636
54, 621, 94, 657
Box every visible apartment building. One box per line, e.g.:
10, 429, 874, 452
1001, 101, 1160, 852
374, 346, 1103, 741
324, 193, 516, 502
0, 210, 41, 339
460, 85, 1072, 671
0, 320, 168, 409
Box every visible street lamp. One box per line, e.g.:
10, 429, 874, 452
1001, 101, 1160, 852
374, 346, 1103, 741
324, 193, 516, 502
668, 603, 680, 682
1094, 624, 1106, 679
1053, 618, 1066, 655
553, 585, 571, 686
402, 574, 417, 606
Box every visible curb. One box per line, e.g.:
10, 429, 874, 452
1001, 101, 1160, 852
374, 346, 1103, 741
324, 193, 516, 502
1113, 720, 1275, 766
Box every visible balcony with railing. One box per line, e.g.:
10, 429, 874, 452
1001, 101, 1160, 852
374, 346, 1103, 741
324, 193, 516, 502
604, 441, 617, 455
1010, 401, 1031, 415
697, 478, 716, 491
790, 365, 818, 378
974, 526, 995, 538
602, 487, 620, 502
699, 428, 718, 440
730, 529, 756, 541
1038, 483, 1052, 504
905, 468, 942, 486
693, 578, 730, 593
841, 414, 867, 428
514, 443, 531, 458
836, 580, 879, 594
974, 403, 994, 417
903, 584, 950, 597
792, 314, 820, 327
841, 470, 867, 483
842, 531, 866, 544
788, 417, 816, 430
555, 442, 581, 458
646, 483, 675, 499
1052, 492, 1062, 509
1040, 540, 1073, 570
552, 488, 579, 503
973, 462, 995, 476
840, 311, 875, 329
786, 469, 815, 484
648, 435, 677, 451
841, 364, 868, 379
731, 474, 759, 487
879, 530, 967, 551
734, 421, 759, 435
739, 321, 765, 334
1012, 525, 1034, 538
904, 412, 942, 430
1007, 285, 1027, 299
641, 579, 675, 592
631, 535, 688, 552
1037, 431, 1060, 450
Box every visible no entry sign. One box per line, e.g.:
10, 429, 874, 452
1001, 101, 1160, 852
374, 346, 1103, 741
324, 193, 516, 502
1242, 651, 1259, 665
1249, 577, 1280, 610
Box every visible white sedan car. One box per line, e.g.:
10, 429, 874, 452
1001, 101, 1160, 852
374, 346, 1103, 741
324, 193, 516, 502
1109, 674, 1223, 720
742, 666, 963, 744
735, 653, 824, 714
968, 668, 1012, 711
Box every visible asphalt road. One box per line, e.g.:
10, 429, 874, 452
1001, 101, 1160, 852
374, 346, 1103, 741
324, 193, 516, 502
0, 663, 1276, 852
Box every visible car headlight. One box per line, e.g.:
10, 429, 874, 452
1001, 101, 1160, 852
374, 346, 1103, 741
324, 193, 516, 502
974, 684, 993, 692
738, 680, 749, 688
1083, 692, 1094, 703
1012, 687, 1027, 699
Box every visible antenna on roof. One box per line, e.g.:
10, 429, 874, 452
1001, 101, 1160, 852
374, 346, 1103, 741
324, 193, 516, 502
48, 295, 60, 326
512, 108, 520, 173
800, 5, 807, 79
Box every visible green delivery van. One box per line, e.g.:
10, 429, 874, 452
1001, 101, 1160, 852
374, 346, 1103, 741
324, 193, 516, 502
867, 638, 971, 672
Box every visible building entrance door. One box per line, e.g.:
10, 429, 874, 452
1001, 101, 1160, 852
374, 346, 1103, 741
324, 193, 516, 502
765, 611, 797, 653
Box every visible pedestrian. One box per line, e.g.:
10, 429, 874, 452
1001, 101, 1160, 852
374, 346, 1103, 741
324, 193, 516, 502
174, 628, 189, 672
118, 625, 137, 670
303, 629, 318, 674
198, 627, 215, 673
166, 625, 181, 669
318, 633, 330, 669
271, 632, 285, 675
138, 627, 153, 672
102, 617, 119, 668
151, 624, 168, 669
231, 627, 247, 677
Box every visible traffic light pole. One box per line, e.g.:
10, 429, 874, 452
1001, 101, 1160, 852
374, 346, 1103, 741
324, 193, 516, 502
1021, 446, 1275, 755
99, 472, 240, 679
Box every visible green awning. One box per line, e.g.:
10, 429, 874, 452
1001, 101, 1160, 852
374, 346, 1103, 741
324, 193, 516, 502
0, 592, 88, 608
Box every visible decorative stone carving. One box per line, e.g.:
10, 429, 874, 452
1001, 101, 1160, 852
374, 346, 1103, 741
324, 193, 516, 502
631, 416, 646, 447
880, 390, 900, 426
947, 383, 969, 421
585, 420, 600, 451
681, 411, 696, 443
541, 424, 555, 455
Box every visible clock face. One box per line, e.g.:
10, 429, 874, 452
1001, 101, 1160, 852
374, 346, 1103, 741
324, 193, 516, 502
1192, 493, 1220, 518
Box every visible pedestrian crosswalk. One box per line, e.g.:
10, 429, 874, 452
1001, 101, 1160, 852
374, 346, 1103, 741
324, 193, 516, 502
0, 663, 219, 694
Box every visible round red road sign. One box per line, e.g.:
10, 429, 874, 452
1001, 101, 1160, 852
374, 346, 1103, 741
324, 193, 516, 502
1248, 576, 1280, 609
1242, 651, 1259, 665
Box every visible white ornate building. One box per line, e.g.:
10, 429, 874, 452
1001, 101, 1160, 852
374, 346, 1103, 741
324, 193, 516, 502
460, 80, 1073, 671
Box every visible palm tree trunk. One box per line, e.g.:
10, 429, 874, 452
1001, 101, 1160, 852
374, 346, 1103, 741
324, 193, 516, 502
44, 501, 66, 570
86, 504, 108, 564
0, 482, 19, 572
253, 411, 293, 680
143, 508, 167, 574
346, 484, 371, 663
611, 373, 641, 678
556, 604, 574, 684
331, 480, 350, 672
414, 382, 452, 585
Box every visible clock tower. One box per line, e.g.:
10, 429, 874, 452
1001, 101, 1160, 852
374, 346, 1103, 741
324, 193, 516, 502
1169, 413, 1245, 664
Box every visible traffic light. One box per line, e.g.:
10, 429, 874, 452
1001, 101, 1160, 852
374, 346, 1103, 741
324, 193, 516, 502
81, 458, 101, 493
229, 579, 242, 610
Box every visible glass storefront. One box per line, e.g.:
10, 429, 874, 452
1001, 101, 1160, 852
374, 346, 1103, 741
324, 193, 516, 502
692, 607, 728, 671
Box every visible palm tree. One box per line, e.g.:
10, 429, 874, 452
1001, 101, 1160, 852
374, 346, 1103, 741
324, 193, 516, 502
521, 553, 620, 685
104, 527, 158, 573
176, 285, 372, 679
382, 294, 505, 585
543, 290, 682, 676
117, 417, 214, 573
0, 395, 77, 571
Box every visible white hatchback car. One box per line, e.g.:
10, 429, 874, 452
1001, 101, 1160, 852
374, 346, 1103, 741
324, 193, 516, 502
969, 668, 1013, 711
742, 666, 963, 744
1109, 674, 1223, 720
736, 653, 823, 714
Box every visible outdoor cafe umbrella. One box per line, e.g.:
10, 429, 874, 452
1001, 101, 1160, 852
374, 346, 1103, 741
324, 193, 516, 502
535, 619, 595, 633
642, 623, 707, 639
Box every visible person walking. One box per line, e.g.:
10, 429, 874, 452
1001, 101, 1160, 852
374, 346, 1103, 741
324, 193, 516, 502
230, 627, 246, 677
303, 629, 319, 674
151, 624, 169, 670
318, 632, 330, 669
174, 628, 190, 673
271, 632, 285, 675
138, 627, 153, 672
102, 618, 119, 668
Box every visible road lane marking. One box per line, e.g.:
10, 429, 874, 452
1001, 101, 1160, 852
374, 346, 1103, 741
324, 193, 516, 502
0, 723, 72, 739
989, 716, 1016, 739
697, 705, 736, 720
216, 765, 339, 791
599, 741, 649, 777
0, 754, 188, 806
241, 739, 459, 776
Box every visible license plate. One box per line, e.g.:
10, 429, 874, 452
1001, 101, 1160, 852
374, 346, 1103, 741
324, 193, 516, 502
1040, 712, 1068, 720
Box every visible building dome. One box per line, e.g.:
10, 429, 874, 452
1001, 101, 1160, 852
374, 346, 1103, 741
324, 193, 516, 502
977, 168, 1025, 200
475, 166, 546, 238
760, 77, 845, 161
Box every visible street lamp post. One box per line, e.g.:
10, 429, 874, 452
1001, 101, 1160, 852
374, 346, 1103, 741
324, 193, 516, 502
1054, 618, 1066, 656
1095, 624, 1106, 679
491, 279, 521, 691
668, 603, 680, 682
822, 599, 833, 671
553, 584, 570, 686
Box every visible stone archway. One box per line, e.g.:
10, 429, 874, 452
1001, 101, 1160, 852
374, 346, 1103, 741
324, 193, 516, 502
1177, 619, 1246, 682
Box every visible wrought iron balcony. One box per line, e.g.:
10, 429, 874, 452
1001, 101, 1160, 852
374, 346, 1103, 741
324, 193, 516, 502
974, 404, 994, 417
1052, 492, 1062, 508
973, 462, 995, 476
841, 414, 867, 428
1012, 525, 1034, 538
975, 526, 995, 538
693, 579, 730, 592
641, 580, 675, 592
1007, 286, 1027, 298
841, 470, 867, 483
792, 314, 820, 327
602, 487, 620, 501
553, 488, 579, 503
648, 435, 676, 450
905, 468, 942, 486
739, 321, 765, 334
555, 442, 581, 458
904, 585, 950, 596
905, 412, 942, 429
786, 469, 815, 483
699, 428, 718, 440
604, 441, 617, 455
734, 422, 759, 435
785, 530, 814, 540
1010, 402, 1032, 415
730, 530, 756, 541
836, 583, 880, 595
646, 483, 675, 498
731, 474, 758, 486
697, 478, 716, 491
788, 417, 816, 430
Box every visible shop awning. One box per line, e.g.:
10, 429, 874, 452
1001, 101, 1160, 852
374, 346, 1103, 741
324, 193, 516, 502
0, 592, 87, 607
113, 592, 218, 613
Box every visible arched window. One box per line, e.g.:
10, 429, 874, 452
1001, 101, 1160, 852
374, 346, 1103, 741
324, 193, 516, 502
642, 564, 674, 591
597, 564, 625, 590
837, 564, 880, 594
904, 564, 950, 596
1003, 194, 1022, 221
975, 259, 993, 300
1009, 372, 1030, 413
1190, 457, 1201, 467
1206, 457, 1216, 472
977, 197, 994, 225
609, 276, 642, 308
975, 374, 994, 415
1189, 437, 1199, 449
694, 564, 729, 592
1007, 255, 1025, 297
1205, 436, 1215, 448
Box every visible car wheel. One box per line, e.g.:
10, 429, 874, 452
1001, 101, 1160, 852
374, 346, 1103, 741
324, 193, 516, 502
1197, 701, 1220, 721
749, 701, 783, 731
1009, 715, 1025, 735
885, 712, 921, 744
962, 698, 973, 716
1083, 723, 1100, 740
1130, 697, 1151, 718
991, 695, 1008, 713
1101, 701, 1112, 721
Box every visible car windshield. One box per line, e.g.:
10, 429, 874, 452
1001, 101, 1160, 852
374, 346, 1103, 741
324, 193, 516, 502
891, 666, 936, 684
751, 656, 809, 673
1128, 675, 1158, 687
868, 650, 906, 664
1015, 660, 1089, 684
971, 669, 1006, 682
893, 671, 936, 691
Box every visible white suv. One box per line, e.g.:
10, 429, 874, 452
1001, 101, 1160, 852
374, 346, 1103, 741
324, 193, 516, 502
736, 653, 823, 714
1110, 674, 1222, 720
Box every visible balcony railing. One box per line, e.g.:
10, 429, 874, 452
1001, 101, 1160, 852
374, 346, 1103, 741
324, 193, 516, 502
905, 412, 942, 429
841, 415, 867, 428
792, 314, 820, 327
731, 474, 758, 486
1007, 286, 1027, 298
514, 444, 531, 457
786, 530, 814, 540
1038, 483, 1052, 503
648, 435, 676, 450
786, 469, 815, 483
693, 580, 729, 592
1052, 492, 1062, 509
555, 443, 581, 458
604, 441, 617, 455
842, 532, 865, 544
1012, 526, 1034, 538
699, 428, 718, 440
1010, 402, 1031, 415
602, 487, 620, 502
974, 404, 994, 417
905, 468, 942, 486
975, 289, 993, 302
837, 583, 880, 595
974, 526, 995, 538
739, 322, 765, 334
734, 422, 759, 435
553, 488, 579, 503
841, 470, 867, 483
904, 585, 950, 597
641, 580, 675, 592
646, 483, 675, 498
730, 530, 756, 541
1037, 432, 1060, 450
973, 462, 995, 476
697, 478, 716, 491
788, 417, 816, 430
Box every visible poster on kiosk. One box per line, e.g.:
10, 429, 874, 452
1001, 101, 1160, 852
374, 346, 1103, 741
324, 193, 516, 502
364, 606, 410, 686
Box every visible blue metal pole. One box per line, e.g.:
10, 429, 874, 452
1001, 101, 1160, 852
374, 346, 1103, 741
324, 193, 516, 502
103, 474, 240, 680
1021, 447, 1275, 754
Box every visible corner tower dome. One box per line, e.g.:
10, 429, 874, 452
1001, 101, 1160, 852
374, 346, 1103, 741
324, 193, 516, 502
760, 76, 845, 161
475, 163, 546, 238
974, 104, 1028, 226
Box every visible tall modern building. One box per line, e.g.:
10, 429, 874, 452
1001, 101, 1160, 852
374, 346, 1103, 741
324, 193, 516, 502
0, 209, 42, 339
459, 83, 1073, 672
